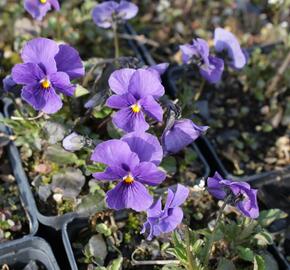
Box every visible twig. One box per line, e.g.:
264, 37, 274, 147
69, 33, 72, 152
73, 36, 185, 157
11, 112, 45, 121
266, 51, 290, 97
118, 33, 159, 47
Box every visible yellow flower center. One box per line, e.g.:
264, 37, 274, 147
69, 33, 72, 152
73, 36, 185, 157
39, 0, 47, 4
131, 103, 140, 113
123, 175, 134, 184
41, 79, 51, 89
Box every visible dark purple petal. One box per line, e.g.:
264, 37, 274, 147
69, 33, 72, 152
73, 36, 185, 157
121, 132, 163, 165
162, 119, 208, 154
165, 184, 189, 209
147, 63, 169, 77
128, 69, 165, 99
108, 68, 135, 95
158, 207, 183, 233
200, 55, 224, 84
116, 1, 138, 20
132, 162, 166, 186
91, 139, 139, 170
140, 95, 163, 122
106, 93, 136, 109
54, 44, 84, 80
21, 38, 59, 74
24, 0, 51, 20
93, 166, 127, 181
207, 172, 227, 200
2, 75, 16, 92
92, 1, 118, 28
236, 189, 259, 219
112, 107, 149, 132
50, 72, 75, 96
12, 63, 44, 85
49, 0, 60, 10
214, 28, 246, 69
106, 181, 153, 211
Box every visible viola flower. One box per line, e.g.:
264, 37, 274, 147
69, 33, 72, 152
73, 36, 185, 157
180, 38, 224, 84
92, 0, 138, 29
207, 172, 259, 218
141, 184, 189, 240
24, 0, 60, 21
162, 119, 208, 154
214, 28, 246, 70
3, 75, 16, 92
62, 132, 85, 152
106, 68, 165, 132
147, 63, 169, 81
91, 132, 166, 212
11, 38, 84, 114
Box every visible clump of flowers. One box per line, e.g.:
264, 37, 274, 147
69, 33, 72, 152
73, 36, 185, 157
11, 38, 84, 114
24, 0, 60, 21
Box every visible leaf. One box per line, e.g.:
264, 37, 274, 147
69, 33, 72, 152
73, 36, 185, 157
237, 246, 254, 262
160, 156, 177, 175
258, 209, 288, 227
96, 223, 112, 237
107, 256, 123, 270
43, 121, 66, 144
76, 193, 106, 216
254, 231, 273, 246
74, 84, 90, 97
254, 255, 265, 270
51, 168, 85, 199
44, 145, 78, 165
217, 258, 236, 270
87, 234, 108, 266
261, 252, 279, 270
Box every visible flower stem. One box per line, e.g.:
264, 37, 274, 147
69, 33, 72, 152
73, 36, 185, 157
185, 226, 198, 270
203, 195, 231, 268
112, 22, 120, 59
194, 79, 205, 101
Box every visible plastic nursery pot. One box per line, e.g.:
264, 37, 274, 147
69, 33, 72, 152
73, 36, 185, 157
0, 236, 60, 269
0, 106, 39, 240
2, 98, 79, 230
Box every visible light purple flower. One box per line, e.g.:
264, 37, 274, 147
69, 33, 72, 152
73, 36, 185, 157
24, 0, 60, 21
11, 38, 84, 114
3, 75, 16, 92
207, 172, 259, 219
162, 119, 208, 154
180, 38, 224, 84
62, 132, 85, 152
141, 184, 189, 240
92, 0, 138, 29
91, 132, 166, 212
214, 28, 246, 70
147, 63, 169, 81
106, 68, 165, 132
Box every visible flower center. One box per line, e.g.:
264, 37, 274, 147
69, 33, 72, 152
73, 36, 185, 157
123, 174, 134, 184
131, 103, 140, 113
40, 79, 51, 89
39, 0, 47, 4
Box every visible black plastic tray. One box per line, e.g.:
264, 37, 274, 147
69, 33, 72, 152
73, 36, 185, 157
0, 236, 60, 269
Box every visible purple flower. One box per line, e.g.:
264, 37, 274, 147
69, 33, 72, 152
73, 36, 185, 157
92, 0, 138, 29
91, 132, 166, 212
24, 0, 60, 21
180, 38, 224, 84
62, 132, 85, 152
147, 63, 169, 81
106, 68, 165, 132
162, 119, 208, 154
141, 184, 189, 240
214, 28, 246, 70
207, 172, 259, 219
11, 38, 84, 114
2, 75, 16, 92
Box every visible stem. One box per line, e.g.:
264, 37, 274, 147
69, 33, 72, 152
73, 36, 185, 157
112, 22, 120, 58
194, 79, 205, 101
203, 195, 231, 268
185, 226, 197, 270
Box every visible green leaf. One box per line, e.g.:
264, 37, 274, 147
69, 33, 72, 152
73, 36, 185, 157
108, 256, 123, 270
74, 84, 90, 97
258, 209, 288, 227
261, 252, 279, 270
160, 156, 177, 175
217, 258, 236, 270
254, 255, 265, 270
254, 231, 273, 246
96, 223, 112, 237
44, 145, 78, 165
237, 246, 254, 262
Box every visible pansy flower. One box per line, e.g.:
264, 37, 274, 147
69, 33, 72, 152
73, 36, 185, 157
24, 0, 60, 21
106, 68, 165, 132
180, 38, 224, 84
214, 28, 246, 70
147, 63, 169, 81
142, 184, 189, 240
162, 119, 208, 154
207, 172, 259, 218
11, 38, 84, 114
91, 132, 166, 212
92, 0, 138, 29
